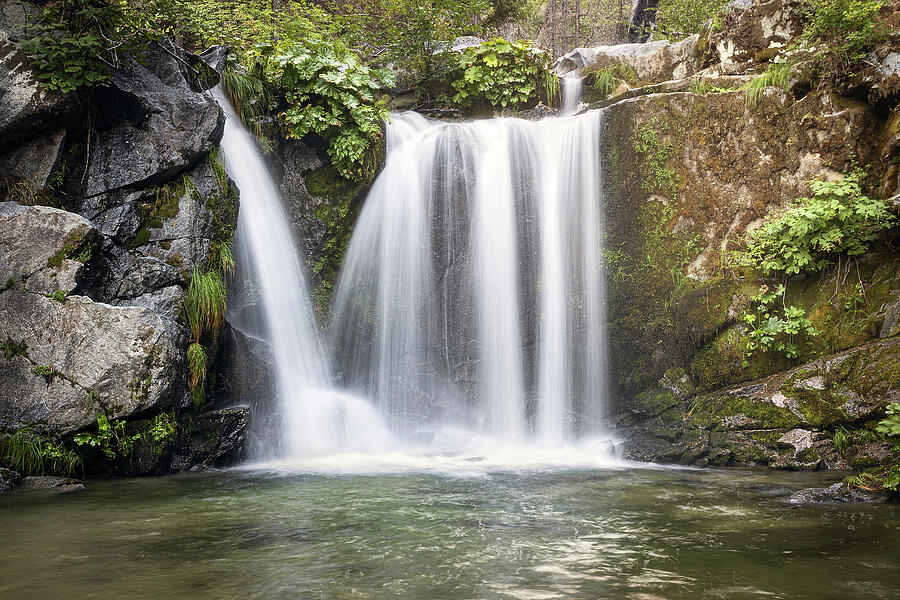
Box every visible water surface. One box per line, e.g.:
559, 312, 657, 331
1, 466, 898, 599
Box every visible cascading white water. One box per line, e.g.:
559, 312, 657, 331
331, 108, 609, 448
214, 89, 391, 458
561, 74, 584, 116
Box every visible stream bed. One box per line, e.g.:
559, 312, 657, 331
1, 466, 898, 599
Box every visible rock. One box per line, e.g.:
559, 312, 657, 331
0, 290, 185, 435
200, 45, 229, 73
0, 31, 78, 154
212, 323, 275, 408
84, 42, 223, 196
0, 467, 19, 494
881, 296, 900, 338
708, 0, 804, 68
772, 428, 823, 470
0, 128, 66, 190
788, 481, 894, 503
0, 202, 98, 294
554, 36, 700, 83
16, 475, 84, 492
171, 407, 250, 471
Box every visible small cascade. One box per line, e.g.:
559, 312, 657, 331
331, 109, 609, 448
214, 89, 392, 458
561, 74, 584, 116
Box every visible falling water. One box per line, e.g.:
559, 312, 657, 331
214, 89, 391, 458
561, 74, 584, 116
331, 109, 609, 448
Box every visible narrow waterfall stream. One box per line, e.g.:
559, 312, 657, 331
215, 89, 392, 459
331, 107, 610, 454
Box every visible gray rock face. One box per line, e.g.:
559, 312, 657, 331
554, 36, 700, 82
0, 290, 185, 435
84, 42, 224, 197
788, 482, 894, 504
709, 0, 804, 67
0, 128, 66, 189
0, 202, 97, 294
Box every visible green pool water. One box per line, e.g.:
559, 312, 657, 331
1, 466, 898, 599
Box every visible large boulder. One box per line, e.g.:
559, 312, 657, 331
83, 41, 224, 197
707, 0, 805, 68
0, 202, 97, 294
555, 36, 701, 83
0, 290, 185, 435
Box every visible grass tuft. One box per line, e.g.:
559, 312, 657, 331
184, 268, 227, 342
742, 61, 794, 107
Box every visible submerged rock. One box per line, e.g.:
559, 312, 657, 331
16, 476, 84, 492
788, 482, 895, 504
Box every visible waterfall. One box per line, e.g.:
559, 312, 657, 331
331, 109, 609, 448
561, 74, 584, 116
214, 89, 392, 459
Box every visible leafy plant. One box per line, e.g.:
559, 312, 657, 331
450, 38, 558, 112
270, 39, 395, 181
32, 364, 57, 377
47, 289, 67, 304
143, 411, 177, 445
799, 0, 886, 82
876, 403, 900, 436
20, 0, 125, 92
0, 428, 81, 476
741, 284, 820, 361
736, 169, 896, 275
74, 414, 141, 461
2, 338, 27, 361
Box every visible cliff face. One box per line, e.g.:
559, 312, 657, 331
558, 0, 900, 474
0, 6, 245, 480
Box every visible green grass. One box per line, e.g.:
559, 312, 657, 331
741, 61, 794, 107
187, 342, 208, 392
0, 428, 81, 476
184, 268, 227, 342
208, 240, 235, 277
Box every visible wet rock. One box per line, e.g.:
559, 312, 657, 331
200, 45, 228, 73
788, 481, 895, 503
171, 407, 250, 471
0, 467, 19, 494
84, 42, 223, 196
0, 202, 98, 294
881, 296, 900, 338
0, 290, 185, 435
555, 36, 700, 83
212, 323, 275, 408
17, 476, 84, 492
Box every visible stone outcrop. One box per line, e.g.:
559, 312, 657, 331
0, 7, 243, 477
555, 36, 701, 83
619, 338, 900, 469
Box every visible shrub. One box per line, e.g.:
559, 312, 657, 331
736, 169, 896, 275
799, 0, 886, 81
741, 284, 820, 361
450, 38, 558, 111
654, 0, 732, 41
877, 403, 900, 436
74, 414, 141, 461
20, 0, 125, 92
270, 39, 395, 181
